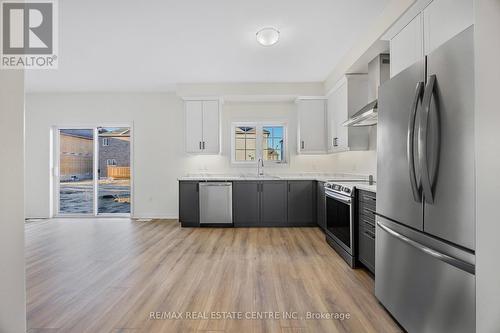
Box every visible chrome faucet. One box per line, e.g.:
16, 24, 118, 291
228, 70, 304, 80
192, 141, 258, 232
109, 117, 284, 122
257, 158, 264, 176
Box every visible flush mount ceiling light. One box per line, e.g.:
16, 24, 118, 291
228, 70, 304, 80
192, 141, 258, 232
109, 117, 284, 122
256, 27, 280, 46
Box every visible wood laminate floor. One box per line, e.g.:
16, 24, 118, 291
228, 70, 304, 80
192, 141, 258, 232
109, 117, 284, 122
25, 218, 401, 333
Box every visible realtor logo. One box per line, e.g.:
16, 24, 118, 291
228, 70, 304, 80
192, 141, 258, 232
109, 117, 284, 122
1, 0, 58, 69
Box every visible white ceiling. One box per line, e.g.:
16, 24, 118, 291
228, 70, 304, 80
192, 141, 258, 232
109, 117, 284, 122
26, 0, 390, 92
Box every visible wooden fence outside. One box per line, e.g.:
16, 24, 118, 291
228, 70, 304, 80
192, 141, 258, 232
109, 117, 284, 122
107, 166, 130, 179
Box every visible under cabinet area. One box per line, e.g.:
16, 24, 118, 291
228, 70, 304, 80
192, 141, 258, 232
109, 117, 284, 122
184, 99, 220, 154
357, 189, 376, 274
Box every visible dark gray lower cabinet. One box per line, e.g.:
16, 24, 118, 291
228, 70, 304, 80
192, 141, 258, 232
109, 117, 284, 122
261, 181, 288, 226
316, 181, 326, 231
357, 189, 376, 274
179, 181, 199, 227
287, 181, 316, 226
233, 181, 260, 227
233, 181, 287, 227
181, 180, 317, 228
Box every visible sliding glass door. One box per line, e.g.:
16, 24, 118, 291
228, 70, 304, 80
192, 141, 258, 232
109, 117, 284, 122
56, 126, 131, 216
58, 129, 95, 214
97, 127, 131, 214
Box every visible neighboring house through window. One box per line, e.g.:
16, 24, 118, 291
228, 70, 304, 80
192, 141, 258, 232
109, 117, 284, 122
232, 122, 286, 164
102, 138, 109, 146
106, 159, 117, 166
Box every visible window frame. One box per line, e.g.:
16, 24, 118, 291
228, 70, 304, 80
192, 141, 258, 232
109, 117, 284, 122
106, 159, 117, 166
231, 121, 288, 166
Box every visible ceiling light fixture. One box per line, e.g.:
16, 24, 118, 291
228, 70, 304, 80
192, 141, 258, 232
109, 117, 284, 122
256, 27, 280, 46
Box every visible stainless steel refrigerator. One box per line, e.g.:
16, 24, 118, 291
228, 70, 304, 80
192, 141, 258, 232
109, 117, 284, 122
376, 26, 475, 333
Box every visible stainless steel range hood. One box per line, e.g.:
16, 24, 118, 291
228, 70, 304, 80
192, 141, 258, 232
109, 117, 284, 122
343, 54, 389, 127
342, 100, 378, 127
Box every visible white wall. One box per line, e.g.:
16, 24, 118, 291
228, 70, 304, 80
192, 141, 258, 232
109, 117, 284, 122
26, 93, 377, 219
474, 0, 500, 331
26, 93, 185, 218
0, 71, 26, 332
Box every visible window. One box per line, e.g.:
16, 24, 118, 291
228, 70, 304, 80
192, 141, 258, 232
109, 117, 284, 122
234, 126, 256, 161
232, 123, 286, 164
262, 126, 284, 161
102, 138, 109, 146
106, 159, 117, 166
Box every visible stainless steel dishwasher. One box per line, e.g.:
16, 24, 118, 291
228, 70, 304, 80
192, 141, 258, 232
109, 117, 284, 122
199, 182, 233, 225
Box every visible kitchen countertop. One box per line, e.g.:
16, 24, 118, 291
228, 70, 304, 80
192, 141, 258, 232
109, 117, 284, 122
178, 173, 376, 192
354, 183, 377, 193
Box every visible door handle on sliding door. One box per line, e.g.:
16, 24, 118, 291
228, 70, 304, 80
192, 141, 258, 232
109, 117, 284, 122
408, 81, 424, 203
419, 74, 439, 204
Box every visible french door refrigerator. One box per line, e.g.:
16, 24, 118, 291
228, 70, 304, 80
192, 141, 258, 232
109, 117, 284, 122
376, 26, 475, 333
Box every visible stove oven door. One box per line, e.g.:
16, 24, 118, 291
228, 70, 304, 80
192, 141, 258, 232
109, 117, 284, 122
325, 190, 353, 255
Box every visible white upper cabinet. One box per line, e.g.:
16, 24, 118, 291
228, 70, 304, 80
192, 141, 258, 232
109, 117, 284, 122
200, 100, 220, 154
326, 90, 337, 152
423, 0, 473, 55
185, 99, 220, 154
390, 13, 423, 78
327, 75, 369, 153
185, 101, 204, 153
296, 98, 327, 154
390, 0, 473, 77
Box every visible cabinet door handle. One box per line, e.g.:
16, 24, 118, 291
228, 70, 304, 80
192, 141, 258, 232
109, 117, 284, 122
199, 141, 202, 150
202, 141, 206, 149
301, 141, 305, 149
288, 183, 291, 192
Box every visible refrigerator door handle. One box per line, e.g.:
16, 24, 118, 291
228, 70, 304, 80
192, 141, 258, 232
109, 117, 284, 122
377, 221, 475, 274
407, 81, 424, 202
419, 74, 439, 204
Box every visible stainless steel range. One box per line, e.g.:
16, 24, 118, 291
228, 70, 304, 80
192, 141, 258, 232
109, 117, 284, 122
324, 181, 358, 267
